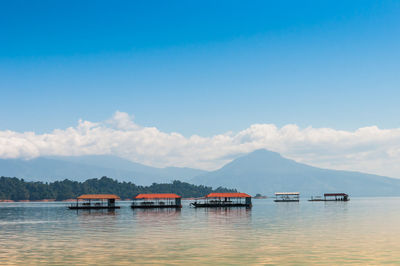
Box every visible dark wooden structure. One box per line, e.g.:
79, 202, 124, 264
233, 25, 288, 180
131, 193, 182, 209
309, 193, 349, 201
274, 192, 300, 202
68, 194, 121, 209
324, 193, 349, 201
191, 192, 252, 208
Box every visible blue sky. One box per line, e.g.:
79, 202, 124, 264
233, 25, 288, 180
1, 0, 400, 136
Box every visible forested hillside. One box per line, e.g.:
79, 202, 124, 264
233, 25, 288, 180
0, 176, 236, 201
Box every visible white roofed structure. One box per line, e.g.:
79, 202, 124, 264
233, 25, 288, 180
274, 192, 300, 202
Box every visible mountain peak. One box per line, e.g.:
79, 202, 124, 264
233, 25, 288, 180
221, 149, 300, 172
192, 149, 400, 196
246, 149, 283, 158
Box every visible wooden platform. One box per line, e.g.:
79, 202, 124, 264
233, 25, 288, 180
308, 199, 350, 202
68, 206, 120, 210
309, 193, 350, 202
131, 205, 182, 209
191, 203, 251, 208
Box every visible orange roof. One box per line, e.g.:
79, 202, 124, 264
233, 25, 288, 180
77, 194, 120, 200
134, 193, 181, 199
206, 192, 251, 198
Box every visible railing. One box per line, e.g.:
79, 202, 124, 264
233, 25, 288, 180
132, 201, 177, 206
70, 202, 108, 207
194, 200, 246, 205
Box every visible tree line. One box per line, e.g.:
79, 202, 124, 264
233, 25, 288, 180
0, 176, 236, 201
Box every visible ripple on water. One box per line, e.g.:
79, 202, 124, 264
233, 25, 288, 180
0, 199, 400, 265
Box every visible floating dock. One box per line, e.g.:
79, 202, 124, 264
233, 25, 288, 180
68, 194, 121, 209
274, 192, 300, 202
131, 193, 182, 209
191, 192, 252, 208
309, 193, 349, 201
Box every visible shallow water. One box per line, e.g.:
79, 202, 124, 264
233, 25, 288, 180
0, 198, 400, 265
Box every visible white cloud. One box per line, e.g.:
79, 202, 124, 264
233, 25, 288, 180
1, 111, 400, 178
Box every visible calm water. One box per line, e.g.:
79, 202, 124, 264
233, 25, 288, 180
1, 198, 400, 265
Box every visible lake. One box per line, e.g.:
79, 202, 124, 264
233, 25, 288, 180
1, 198, 400, 265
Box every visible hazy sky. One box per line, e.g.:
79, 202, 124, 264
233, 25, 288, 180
1, 1, 400, 176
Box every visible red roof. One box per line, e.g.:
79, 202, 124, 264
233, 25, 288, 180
77, 194, 120, 200
206, 192, 251, 198
134, 193, 181, 199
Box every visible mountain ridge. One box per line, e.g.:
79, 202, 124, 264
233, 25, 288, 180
0, 155, 207, 185
1, 150, 400, 196
192, 149, 400, 196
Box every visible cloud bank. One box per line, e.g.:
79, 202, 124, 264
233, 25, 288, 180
1, 111, 400, 178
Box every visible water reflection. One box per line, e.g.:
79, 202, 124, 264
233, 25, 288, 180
74, 209, 119, 235
200, 207, 251, 224
132, 208, 181, 217
131, 208, 182, 229
74, 208, 118, 216
1, 199, 400, 265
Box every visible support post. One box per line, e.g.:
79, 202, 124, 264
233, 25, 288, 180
175, 198, 181, 207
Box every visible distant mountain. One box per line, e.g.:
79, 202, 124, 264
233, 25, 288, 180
192, 149, 400, 197
0, 155, 207, 185
3, 150, 400, 196
48, 155, 206, 179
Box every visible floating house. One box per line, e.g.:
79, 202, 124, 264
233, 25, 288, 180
309, 193, 349, 201
191, 192, 252, 208
131, 193, 182, 209
274, 192, 300, 202
308, 196, 323, 201
324, 193, 349, 201
68, 194, 120, 209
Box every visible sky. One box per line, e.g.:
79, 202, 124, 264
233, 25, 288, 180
1, 1, 400, 177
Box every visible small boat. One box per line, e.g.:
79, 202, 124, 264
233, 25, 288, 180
191, 192, 252, 208
68, 194, 121, 209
